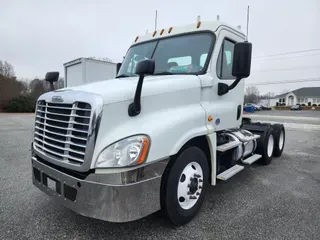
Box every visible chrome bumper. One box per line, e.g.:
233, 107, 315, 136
31, 156, 169, 222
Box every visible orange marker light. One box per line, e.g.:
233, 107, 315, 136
208, 116, 213, 122
160, 29, 164, 35
135, 36, 139, 42
153, 31, 157, 37
137, 137, 150, 164
168, 27, 173, 33
197, 21, 201, 28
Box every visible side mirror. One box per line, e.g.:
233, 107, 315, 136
128, 59, 155, 117
45, 71, 59, 91
135, 59, 155, 75
45, 71, 59, 83
218, 42, 252, 96
116, 63, 122, 74
232, 42, 252, 78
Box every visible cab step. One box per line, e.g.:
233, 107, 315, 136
242, 154, 262, 165
216, 164, 244, 181
217, 141, 242, 152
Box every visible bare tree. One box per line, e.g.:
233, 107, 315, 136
244, 86, 260, 103
30, 78, 46, 99
261, 92, 275, 99
0, 61, 15, 78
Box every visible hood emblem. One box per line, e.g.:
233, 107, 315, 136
52, 96, 64, 103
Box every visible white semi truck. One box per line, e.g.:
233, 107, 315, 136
31, 19, 285, 226
63, 58, 117, 87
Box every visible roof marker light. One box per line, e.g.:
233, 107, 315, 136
197, 15, 201, 28
135, 36, 139, 42
168, 27, 173, 33
160, 29, 164, 35
153, 31, 157, 37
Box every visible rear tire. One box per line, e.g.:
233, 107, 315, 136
272, 124, 285, 157
160, 146, 209, 226
256, 127, 274, 165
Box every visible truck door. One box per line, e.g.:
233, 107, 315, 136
203, 28, 246, 131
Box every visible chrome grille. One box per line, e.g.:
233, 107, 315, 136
34, 100, 92, 165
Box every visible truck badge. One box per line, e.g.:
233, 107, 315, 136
52, 96, 64, 103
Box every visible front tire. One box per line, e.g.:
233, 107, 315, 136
161, 146, 209, 226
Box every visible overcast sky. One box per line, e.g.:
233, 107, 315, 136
1, 0, 319, 94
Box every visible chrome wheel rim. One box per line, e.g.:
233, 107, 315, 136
267, 134, 274, 157
279, 131, 284, 150
177, 162, 203, 210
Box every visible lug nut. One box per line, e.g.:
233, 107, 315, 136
189, 196, 197, 200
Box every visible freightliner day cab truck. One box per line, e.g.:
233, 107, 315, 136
31, 19, 285, 226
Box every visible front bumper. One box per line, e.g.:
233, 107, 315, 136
31, 156, 168, 222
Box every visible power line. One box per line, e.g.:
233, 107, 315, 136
253, 48, 320, 59
253, 52, 320, 61
246, 78, 320, 86
251, 65, 320, 73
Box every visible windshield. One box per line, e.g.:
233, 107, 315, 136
117, 32, 214, 77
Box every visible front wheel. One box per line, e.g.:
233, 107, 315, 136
161, 146, 209, 226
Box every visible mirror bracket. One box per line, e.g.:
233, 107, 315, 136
128, 59, 155, 117
218, 77, 242, 96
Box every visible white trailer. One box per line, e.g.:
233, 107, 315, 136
63, 58, 117, 87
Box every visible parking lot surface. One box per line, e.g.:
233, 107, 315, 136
1, 113, 320, 240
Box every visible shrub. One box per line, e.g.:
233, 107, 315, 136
3, 94, 36, 112
281, 103, 286, 106
312, 104, 317, 106
301, 104, 306, 106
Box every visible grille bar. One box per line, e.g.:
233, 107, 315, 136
35, 120, 89, 134
34, 100, 92, 165
34, 126, 88, 141
36, 109, 91, 118
37, 105, 91, 111
34, 137, 85, 156
34, 132, 86, 148
36, 115, 90, 126
34, 143, 84, 163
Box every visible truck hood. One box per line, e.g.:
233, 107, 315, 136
60, 75, 201, 105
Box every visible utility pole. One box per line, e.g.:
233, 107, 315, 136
246, 5, 250, 41
155, 10, 158, 31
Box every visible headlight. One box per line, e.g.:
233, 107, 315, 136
95, 135, 150, 168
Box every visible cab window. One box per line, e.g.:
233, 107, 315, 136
216, 39, 236, 79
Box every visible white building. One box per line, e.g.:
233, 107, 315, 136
267, 87, 320, 106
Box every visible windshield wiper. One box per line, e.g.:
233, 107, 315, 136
153, 71, 173, 76
116, 74, 132, 78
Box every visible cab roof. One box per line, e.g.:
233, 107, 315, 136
133, 21, 245, 45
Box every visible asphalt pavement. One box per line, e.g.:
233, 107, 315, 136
1, 113, 320, 240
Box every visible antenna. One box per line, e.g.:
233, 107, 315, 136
155, 10, 158, 31
246, 5, 250, 41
